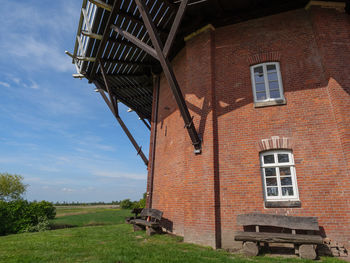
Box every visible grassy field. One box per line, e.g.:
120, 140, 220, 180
52, 206, 130, 228
0, 206, 346, 263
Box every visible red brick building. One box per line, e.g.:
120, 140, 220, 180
70, 0, 350, 251
147, 2, 350, 249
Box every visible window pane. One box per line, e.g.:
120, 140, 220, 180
266, 177, 277, 186
278, 154, 289, 163
254, 66, 263, 75
255, 74, 265, 83
267, 187, 279, 196
279, 167, 291, 176
256, 83, 265, 92
264, 167, 276, 177
268, 72, 278, 81
269, 81, 280, 91
263, 155, 275, 164
270, 90, 281, 99
267, 64, 276, 72
281, 176, 292, 186
282, 187, 294, 196
256, 92, 267, 101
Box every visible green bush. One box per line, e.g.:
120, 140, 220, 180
132, 193, 146, 209
120, 199, 133, 209
0, 200, 56, 235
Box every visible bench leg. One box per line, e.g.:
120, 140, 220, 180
133, 224, 145, 232
146, 226, 162, 236
242, 242, 259, 257
299, 244, 317, 260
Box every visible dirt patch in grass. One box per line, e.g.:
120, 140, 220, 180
50, 224, 78, 230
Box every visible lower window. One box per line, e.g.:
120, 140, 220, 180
260, 150, 299, 201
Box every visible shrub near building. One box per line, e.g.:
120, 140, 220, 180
0, 200, 56, 235
0, 173, 56, 235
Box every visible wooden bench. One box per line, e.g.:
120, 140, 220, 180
234, 213, 323, 260
125, 208, 143, 224
130, 208, 163, 236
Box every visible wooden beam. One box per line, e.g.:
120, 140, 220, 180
81, 30, 103, 40
101, 58, 152, 67
117, 11, 169, 35
134, 0, 202, 153
82, 8, 92, 33
236, 213, 320, 231
94, 80, 149, 166
99, 60, 118, 115
65, 51, 96, 62
234, 231, 323, 244
110, 25, 159, 60
90, 0, 123, 80
89, 0, 112, 11
163, 0, 189, 58
140, 117, 151, 130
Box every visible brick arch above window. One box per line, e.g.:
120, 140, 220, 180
258, 136, 293, 152
247, 51, 281, 66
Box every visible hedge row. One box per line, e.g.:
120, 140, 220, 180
0, 200, 56, 235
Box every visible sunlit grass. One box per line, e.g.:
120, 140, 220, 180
0, 208, 346, 263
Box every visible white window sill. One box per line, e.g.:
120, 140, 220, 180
254, 98, 286, 108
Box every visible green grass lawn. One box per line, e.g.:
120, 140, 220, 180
52, 207, 131, 227
0, 207, 346, 263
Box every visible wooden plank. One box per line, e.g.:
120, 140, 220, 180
82, 8, 92, 33
89, 0, 112, 11
236, 213, 319, 231
81, 30, 103, 40
131, 219, 159, 227
140, 208, 163, 220
234, 231, 323, 244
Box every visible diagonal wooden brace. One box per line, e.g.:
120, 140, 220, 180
134, 0, 201, 153
97, 60, 149, 165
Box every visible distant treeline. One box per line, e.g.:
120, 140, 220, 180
54, 193, 146, 209
54, 201, 121, 206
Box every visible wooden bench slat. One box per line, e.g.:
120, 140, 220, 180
130, 219, 160, 227
234, 231, 323, 244
236, 213, 319, 231
140, 208, 163, 220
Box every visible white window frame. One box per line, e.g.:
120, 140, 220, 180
260, 150, 299, 202
250, 62, 284, 103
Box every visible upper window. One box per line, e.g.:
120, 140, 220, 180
260, 150, 299, 201
250, 62, 284, 103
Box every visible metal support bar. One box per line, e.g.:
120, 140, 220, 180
97, 61, 149, 166
134, 0, 202, 153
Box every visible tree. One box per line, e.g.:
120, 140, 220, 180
0, 173, 27, 201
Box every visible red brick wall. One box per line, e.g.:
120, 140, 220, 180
148, 7, 350, 249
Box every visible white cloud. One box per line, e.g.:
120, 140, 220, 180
1, 36, 74, 73
93, 171, 146, 180
62, 187, 74, 193
0, 81, 10, 88
12, 77, 21, 84
0, 1, 79, 73
23, 81, 39, 90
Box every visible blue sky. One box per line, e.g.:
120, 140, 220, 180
0, 0, 150, 202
